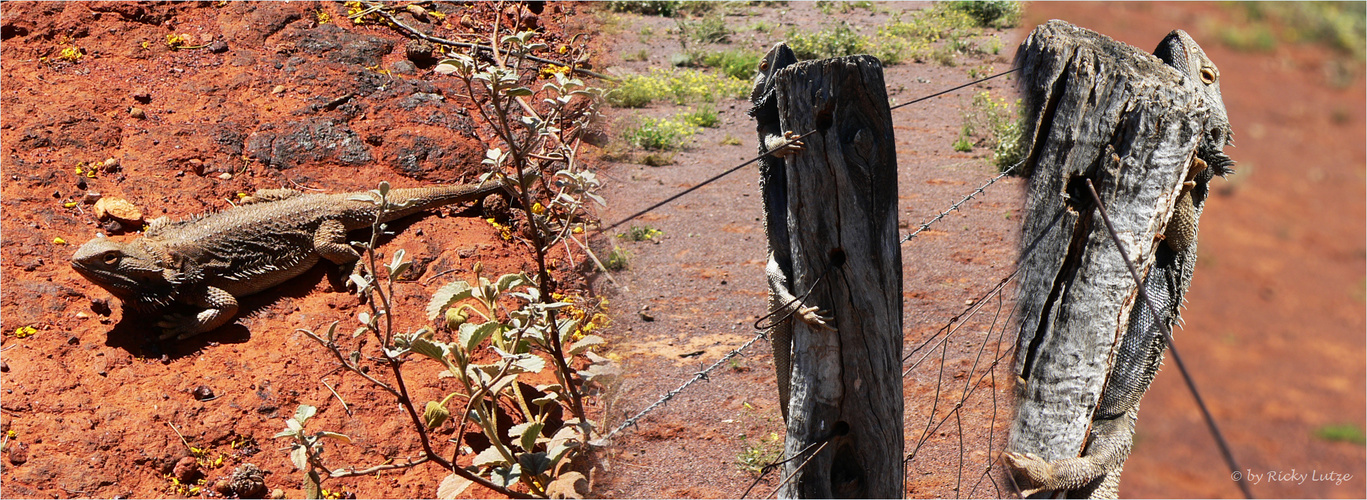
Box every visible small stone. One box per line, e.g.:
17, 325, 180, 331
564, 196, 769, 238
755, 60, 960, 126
218, 172, 232, 180
172, 456, 201, 483
131, 90, 151, 104
102, 157, 120, 171
208, 40, 228, 53
213, 479, 234, 496
93, 197, 144, 223
459, 14, 476, 29
639, 306, 655, 322
7, 441, 27, 465
129, 107, 145, 119
76, 311, 90, 319
67, 335, 79, 345
270, 488, 285, 499
0, 360, 8, 373
192, 385, 215, 401
389, 60, 417, 75
93, 356, 108, 377
520, 12, 539, 30
100, 219, 125, 234
271, 85, 285, 95
404, 3, 427, 19
83, 191, 102, 204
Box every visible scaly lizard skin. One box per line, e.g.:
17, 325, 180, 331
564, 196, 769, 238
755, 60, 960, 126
72, 175, 520, 340
1005, 30, 1235, 498
748, 42, 832, 421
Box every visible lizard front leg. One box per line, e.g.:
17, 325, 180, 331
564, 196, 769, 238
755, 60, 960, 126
767, 251, 833, 420
157, 285, 240, 339
313, 218, 364, 286
1004, 407, 1137, 498
765, 130, 805, 159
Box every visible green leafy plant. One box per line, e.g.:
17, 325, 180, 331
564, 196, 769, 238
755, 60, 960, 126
273, 405, 352, 499
286, 27, 614, 499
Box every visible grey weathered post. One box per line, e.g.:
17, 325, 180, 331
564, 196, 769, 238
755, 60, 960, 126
1007, 21, 1230, 497
769, 55, 903, 498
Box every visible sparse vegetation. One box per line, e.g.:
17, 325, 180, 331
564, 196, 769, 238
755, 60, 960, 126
605, 246, 632, 270
620, 225, 665, 242
699, 48, 763, 79
624, 115, 698, 150
736, 432, 785, 474
678, 14, 731, 44
607, 67, 750, 107
1315, 424, 1367, 445
679, 105, 720, 128
786, 22, 866, 60
954, 90, 1024, 169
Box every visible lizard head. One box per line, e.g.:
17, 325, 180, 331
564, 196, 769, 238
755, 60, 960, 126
1154, 30, 1235, 178
748, 42, 798, 112
72, 236, 179, 311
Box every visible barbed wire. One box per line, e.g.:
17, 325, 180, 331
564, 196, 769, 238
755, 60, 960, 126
901, 157, 1024, 244
601, 331, 767, 441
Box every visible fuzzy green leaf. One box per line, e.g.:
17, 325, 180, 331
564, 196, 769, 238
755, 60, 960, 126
427, 281, 474, 321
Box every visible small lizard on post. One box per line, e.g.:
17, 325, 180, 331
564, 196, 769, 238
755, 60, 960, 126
72, 174, 526, 340
1005, 29, 1234, 498
748, 42, 833, 421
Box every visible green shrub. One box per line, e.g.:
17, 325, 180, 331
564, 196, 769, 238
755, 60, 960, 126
624, 115, 698, 151
943, 1, 1021, 29
680, 105, 721, 128
787, 23, 866, 60
607, 67, 750, 107
700, 49, 762, 79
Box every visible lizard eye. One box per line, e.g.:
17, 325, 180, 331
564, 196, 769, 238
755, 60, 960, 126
1199, 66, 1217, 85
759, 60, 769, 71
102, 252, 120, 266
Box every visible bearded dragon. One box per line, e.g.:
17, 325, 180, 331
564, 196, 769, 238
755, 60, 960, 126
72, 175, 521, 340
1004, 29, 1235, 498
748, 42, 835, 421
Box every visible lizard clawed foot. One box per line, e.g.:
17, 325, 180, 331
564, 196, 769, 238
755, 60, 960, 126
1002, 451, 1054, 496
795, 305, 836, 331
771, 131, 805, 159
157, 313, 205, 340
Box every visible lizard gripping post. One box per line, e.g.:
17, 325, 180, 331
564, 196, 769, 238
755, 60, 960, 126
748, 42, 833, 421
1005, 28, 1234, 498
72, 174, 524, 340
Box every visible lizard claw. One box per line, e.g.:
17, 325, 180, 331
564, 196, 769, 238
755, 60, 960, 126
771, 131, 805, 159
795, 305, 835, 331
157, 313, 202, 340
1002, 451, 1051, 496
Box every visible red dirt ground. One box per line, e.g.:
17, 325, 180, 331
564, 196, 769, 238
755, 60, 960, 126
1, 2, 606, 498
2, 1, 1363, 499
589, 1, 1364, 499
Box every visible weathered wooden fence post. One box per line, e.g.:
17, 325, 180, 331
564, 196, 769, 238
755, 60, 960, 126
1006, 21, 1234, 498
766, 54, 903, 498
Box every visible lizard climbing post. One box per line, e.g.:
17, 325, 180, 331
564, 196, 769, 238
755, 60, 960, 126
1005, 22, 1235, 498
750, 43, 903, 498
